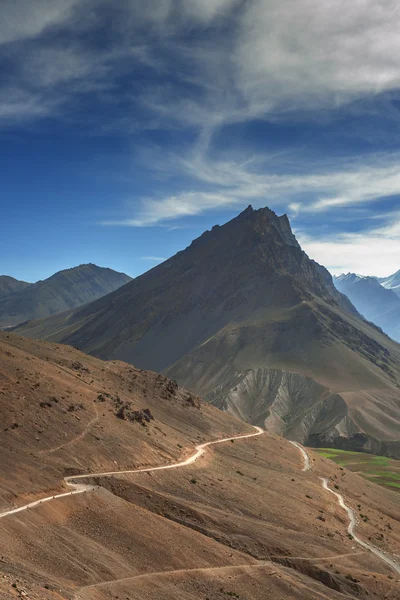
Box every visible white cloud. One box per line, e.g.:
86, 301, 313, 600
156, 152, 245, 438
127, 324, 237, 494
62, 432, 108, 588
3, 1, 400, 127
0, 87, 52, 119
103, 192, 237, 227
129, 0, 400, 130
297, 215, 400, 278
0, 0, 78, 45
141, 256, 167, 262
102, 149, 400, 226
3, 0, 400, 282
236, 0, 400, 114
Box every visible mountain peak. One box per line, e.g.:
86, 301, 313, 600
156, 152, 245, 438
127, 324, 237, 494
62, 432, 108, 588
379, 269, 400, 297
15, 204, 359, 358
12, 206, 400, 458
238, 204, 254, 218
0, 265, 131, 328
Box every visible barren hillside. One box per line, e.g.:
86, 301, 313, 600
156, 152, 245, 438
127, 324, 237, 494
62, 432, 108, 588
0, 333, 399, 600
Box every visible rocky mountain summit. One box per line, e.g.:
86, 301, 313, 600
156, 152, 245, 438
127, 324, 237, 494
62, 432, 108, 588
14, 206, 400, 456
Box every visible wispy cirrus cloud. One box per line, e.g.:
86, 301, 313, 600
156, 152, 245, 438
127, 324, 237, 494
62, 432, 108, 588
141, 256, 167, 262
0, 0, 79, 45
3, 1, 400, 127
3, 1, 400, 277
102, 149, 400, 226
297, 213, 400, 277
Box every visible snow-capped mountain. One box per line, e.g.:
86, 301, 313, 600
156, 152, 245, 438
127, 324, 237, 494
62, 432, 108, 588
378, 269, 400, 298
333, 272, 400, 342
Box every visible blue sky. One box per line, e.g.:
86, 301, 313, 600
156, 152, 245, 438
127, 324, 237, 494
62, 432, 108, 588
1, 0, 400, 282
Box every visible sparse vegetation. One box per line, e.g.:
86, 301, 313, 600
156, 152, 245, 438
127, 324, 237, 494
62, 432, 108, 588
39, 400, 52, 408
116, 404, 154, 424
67, 403, 84, 412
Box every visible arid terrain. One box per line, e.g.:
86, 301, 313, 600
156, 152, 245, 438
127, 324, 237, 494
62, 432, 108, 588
0, 332, 399, 600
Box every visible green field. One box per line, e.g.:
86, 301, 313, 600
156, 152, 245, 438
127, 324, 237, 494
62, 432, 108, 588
312, 448, 400, 493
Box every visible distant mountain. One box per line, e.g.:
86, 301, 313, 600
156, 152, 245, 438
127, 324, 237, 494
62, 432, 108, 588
0, 275, 30, 300
14, 206, 400, 457
0, 264, 131, 328
378, 269, 400, 298
333, 273, 400, 343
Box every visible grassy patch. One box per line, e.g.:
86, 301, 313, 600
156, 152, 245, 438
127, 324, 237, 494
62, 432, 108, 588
316, 451, 338, 459
313, 448, 400, 494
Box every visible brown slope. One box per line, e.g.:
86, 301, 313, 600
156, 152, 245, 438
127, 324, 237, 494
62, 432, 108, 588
0, 333, 399, 600
0, 381, 399, 600
13, 206, 400, 455
0, 331, 250, 507
1, 263, 131, 328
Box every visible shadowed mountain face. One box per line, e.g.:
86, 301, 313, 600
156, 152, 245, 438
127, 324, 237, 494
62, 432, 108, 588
0, 275, 30, 300
334, 273, 400, 343
13, 207, 400, 456
0, 264, 131, 328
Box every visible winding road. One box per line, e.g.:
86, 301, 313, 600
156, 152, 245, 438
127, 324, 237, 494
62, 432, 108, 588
0, 426, 264, 520
289, 440, 311, 471
1, 424, 399, 580
287, 441, 400, 575
320, 476, 400, 575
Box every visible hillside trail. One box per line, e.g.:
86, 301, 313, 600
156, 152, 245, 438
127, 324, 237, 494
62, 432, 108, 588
289, 440, 311, 471
320, 476, 400, 575
0, 426, 264, 520
1, 421, 399, 591
38, 401, 100, 456
288, 442, 400, 576
74, 553, 368, 600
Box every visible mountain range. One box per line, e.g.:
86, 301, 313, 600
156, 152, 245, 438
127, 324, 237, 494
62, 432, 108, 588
333, 273, 400, 343
0, 275, 30, 300
0, 263, 131, 328
13, 206, 400, 458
